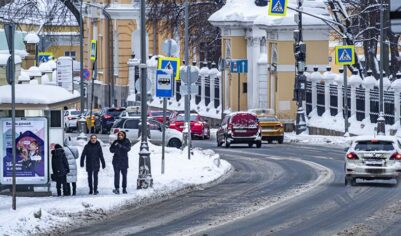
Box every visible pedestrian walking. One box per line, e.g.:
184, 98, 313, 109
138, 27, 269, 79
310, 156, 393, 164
64, 144, 79, 196
51, 144, 69, 196
80, 135, 105, 195
110, 131, 131, 194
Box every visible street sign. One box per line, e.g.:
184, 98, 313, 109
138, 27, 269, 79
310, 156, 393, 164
162, 39, 179, 56
335, 46, 355, 65
390, 0, 401, 33
82, 68, 91, 80
158, 57, 180, 81
155, 69, 174, 98
135, 78, 152, 93
268, 0, 287, 16
230, 59, 248, 73
90, 40, 97, 62
38, 52, 53, 63
180, 66, 199, 84
180, 83, 198, 95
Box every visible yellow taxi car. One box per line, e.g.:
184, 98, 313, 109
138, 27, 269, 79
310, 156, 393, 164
85, 110, 101, 133
249, 109, 284, 144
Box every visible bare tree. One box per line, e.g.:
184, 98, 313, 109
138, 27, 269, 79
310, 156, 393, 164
146, 0, 225, 63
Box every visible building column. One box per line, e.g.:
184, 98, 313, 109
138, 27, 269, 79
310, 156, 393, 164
246, 33, 254, 110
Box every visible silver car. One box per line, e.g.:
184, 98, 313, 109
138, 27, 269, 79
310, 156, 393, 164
345, 135, 401, 186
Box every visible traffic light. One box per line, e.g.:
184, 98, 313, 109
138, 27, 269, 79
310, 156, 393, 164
294, 42, 306, 62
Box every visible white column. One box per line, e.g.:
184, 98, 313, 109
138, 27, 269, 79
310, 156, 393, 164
199, 64, 209, 108
258, 37, 268, 109
246, 34, 253, 110
252, 37, 260, 109
127, 58, 140, 103
208, 66, 219, 109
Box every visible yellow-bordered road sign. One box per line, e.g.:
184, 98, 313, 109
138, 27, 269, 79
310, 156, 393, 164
90, 40, 97, 62
268, 0, 288, 16
158, 57, 181, 81
335, 46, 355, 65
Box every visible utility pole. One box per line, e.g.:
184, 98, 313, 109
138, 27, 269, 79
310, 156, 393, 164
184, 0, 191, 160
343, 37, 349, 135
137, 0, 153, 189
377, 1, 386, 135
294, 0, 307, 134
80, 0, 85, 113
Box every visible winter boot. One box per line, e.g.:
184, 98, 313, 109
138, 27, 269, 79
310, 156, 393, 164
89, 189, 93, 195
123, 188, 127, 194
94, 189, 99, 195
112, 189, 120, 194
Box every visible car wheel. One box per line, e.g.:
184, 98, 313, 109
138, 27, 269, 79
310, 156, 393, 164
256, 141, 262, 148
350, 177, 357, 186
248, 143, 253, 148
344, 177, 348, 186
267, 140, 272, 144
64, 125, 69, 133
278, 136, 284, 144
225, 137, 230, 148
167, 138, 182, 148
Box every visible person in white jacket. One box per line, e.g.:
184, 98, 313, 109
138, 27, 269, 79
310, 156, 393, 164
64, 139, 79, 196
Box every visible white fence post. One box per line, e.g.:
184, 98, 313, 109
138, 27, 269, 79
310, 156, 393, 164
363, 70, 376, 123
310, 67, 323, 116
391, 73, 401, 128
348, 70, 362, 119
335, 68, 344, 119
322, 66, 336, 117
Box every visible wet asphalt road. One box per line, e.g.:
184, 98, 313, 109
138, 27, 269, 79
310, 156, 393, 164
67, 136, 401, 236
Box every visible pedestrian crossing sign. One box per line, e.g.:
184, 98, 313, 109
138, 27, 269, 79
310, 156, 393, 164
268, 0, 287, 16
335, 46, 355, 65
158, 57, 180, 81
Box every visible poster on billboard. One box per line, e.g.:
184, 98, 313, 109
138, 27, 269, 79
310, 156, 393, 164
56, 57, 73, 92
0, 117, 48, 185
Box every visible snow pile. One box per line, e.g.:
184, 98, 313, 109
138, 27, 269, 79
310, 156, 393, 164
0, 141, 231, 235
285, 132, 349, 146
0, 84, 80, 105
24, 33, 40, 44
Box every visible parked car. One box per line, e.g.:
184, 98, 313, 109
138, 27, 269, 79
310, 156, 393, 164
108, 118, 182, 148
64, 109, 80, 133
258, 115, 284, 143
99, 107, 126, 134
345, 135, 401, 186
148, 110, 172, 124
169, 113, 210, 139
216, 112, 262, 148
120, 106, 141, 118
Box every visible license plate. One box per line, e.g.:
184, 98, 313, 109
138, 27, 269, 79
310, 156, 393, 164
235, 130, 247, 133
366, 169, 384, 173
365, 160, 384, 166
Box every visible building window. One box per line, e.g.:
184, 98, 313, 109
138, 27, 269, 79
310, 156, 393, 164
65, 51, 76, 60
243, 82, 247, 93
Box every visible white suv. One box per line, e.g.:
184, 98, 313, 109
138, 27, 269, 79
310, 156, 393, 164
345, 135, 401, 186
109, 118, 183, 148
64, 109, 80, 133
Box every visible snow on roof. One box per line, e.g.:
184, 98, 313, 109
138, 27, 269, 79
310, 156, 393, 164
0, 84, 79, 105
210, 0, 328, 27
0, 54, 22, 65
24, 33, 40, 44
351, 135, 398, 142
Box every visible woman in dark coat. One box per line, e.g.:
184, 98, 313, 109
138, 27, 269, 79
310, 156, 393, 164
110, 131, 131, 194
51, 144, 70, 196
80, 135, 105, 195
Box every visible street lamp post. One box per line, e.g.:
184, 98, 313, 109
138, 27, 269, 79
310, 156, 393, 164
80, 0, 84, 113
377, 2, 386, 135
294, 0, 308, 134
137, 0, 153, 189
184, 0, 191, 159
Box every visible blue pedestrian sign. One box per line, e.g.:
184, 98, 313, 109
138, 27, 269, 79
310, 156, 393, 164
268, 0, 288, 16
155, 69, 174, 98
335, 46, 355, 65
158, 57, 181, 81
230, 59, 248, 73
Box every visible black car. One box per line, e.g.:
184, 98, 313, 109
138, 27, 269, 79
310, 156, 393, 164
99, 107, 126, 134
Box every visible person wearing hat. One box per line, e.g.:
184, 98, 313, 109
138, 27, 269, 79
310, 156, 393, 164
110, 131, 131, 194
80, 135, 105, 195
51, 144, 69, 196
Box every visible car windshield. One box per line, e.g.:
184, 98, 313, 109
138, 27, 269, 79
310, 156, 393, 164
70, 111, 80, 116
176, 114, 197, 122
231, 113, 257, 127
258, 116, 278, 122
354, 140, 395, 151
107, 108, 125, 116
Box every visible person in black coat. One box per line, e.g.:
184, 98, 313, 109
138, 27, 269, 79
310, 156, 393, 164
51, 144, 70, 196
80, 135, 105, 195
110, 131, 131, 194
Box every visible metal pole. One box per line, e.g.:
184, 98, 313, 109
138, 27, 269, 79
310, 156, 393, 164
8, 23, 17, 210
80, 0, 85, 113
162, 40, 172, 174
184, 0, 191, 160
343, 37, 349, 135
238, 72, 240, 111
377, 1, 386, 135
137, 0, 153, 189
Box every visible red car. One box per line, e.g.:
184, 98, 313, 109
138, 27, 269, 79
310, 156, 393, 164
216, 112, 262, 148
169, 113, 210, 139
147, 110, 172, 124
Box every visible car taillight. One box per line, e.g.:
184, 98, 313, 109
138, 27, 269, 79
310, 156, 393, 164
346, 152, 359, 160
113, 128, 120, 134
104, 114, 112, 119
391, 153, 401, 160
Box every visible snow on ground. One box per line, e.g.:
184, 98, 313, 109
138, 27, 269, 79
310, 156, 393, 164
0, 141, 231, 235
285, 132, 350, 147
